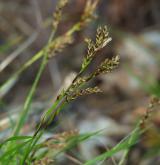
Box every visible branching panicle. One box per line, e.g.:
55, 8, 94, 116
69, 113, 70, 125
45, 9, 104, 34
82, 26, 112, 70
39, 25, 120, 134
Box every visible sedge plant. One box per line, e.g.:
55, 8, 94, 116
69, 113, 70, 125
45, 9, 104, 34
0, 0, 159, 164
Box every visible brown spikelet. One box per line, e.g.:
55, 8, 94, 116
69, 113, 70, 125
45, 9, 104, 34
48, 34, 73, 58
82, 26, 112, 69
52, 130, 79, 141
140, 96, 160, 129
93, 55, 120, 76
68, 77, 88, 93
44, 130, 79, 149
52, 0, 68, 31
66, 86, 102, 101
80, 0, 99, 26
85, 38, 95, 59
95, 26, 112, 50
33, 157, 54, 165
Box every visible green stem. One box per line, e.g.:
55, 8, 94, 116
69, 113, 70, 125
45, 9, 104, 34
13, 53, 48, 136
21, 131, 43, 165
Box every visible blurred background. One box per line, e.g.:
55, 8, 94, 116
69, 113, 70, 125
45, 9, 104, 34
0, 0, 160, 164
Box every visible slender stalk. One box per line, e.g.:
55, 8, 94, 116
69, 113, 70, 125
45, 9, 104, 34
13, 53, 48, 136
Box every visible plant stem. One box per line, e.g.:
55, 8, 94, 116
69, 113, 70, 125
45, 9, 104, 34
13, 53, 48, 136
